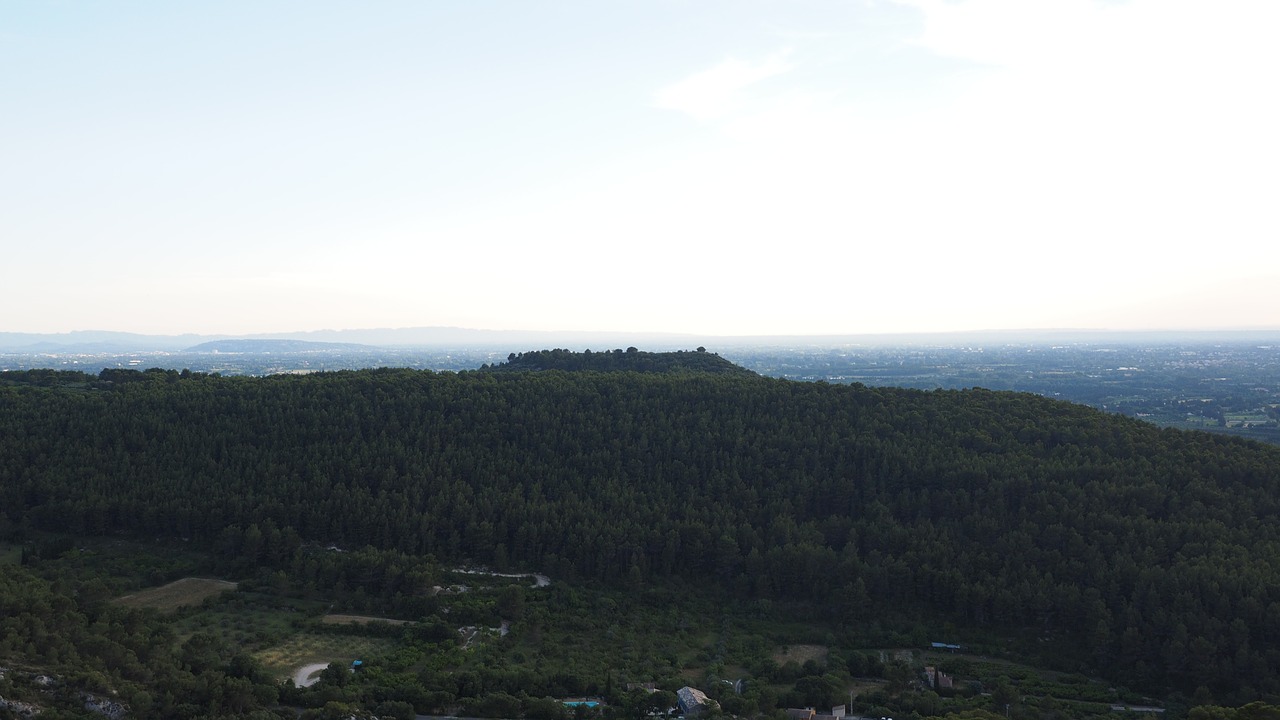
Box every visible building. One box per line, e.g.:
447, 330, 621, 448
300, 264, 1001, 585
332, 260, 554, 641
923, 666, 953, 690
678, 687, 716, 717
791, 705, 847, 720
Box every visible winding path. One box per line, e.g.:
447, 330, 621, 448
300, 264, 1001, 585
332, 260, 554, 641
453, 568, 550, 588
292, 663, 329, 688
290, 569, 547, 686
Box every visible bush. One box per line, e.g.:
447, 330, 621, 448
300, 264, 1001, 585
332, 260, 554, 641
375, 700, 417, 720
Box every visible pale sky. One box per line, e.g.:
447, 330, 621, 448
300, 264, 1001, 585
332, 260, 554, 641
3, 0, 1278, 336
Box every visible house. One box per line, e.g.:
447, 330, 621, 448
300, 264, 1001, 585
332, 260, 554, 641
678, 687, 716, 717
786, 709, 816, 720
813, 704, 847, 720
923, 666, 953, 690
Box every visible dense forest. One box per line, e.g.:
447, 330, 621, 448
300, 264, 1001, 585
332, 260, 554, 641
3, 356, 1280, 708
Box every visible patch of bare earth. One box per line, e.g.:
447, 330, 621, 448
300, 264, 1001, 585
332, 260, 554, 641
113, 578, 238, 613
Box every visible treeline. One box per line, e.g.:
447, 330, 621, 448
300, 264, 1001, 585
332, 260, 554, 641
484, 347, 752, 375
0, 563, 284, 717
4, 364, 1280, 699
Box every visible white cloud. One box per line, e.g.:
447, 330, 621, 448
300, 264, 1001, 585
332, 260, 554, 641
654, 51, 795, 122
895, 0, 1280, 271
606, 0, 1280, 333
164, 0, 1280, 336
15, 2, 1276, 335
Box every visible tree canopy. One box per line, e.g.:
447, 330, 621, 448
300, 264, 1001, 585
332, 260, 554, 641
3, 358, 1280, 699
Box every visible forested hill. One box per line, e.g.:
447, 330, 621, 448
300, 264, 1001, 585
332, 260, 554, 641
483, 347, 754, 375
4, 367, 1280, 699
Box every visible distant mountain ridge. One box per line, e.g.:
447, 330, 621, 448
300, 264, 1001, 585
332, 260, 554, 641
184, 339, 377, 353
0, 330, 213, 353
4, 326, 1280, 354
0, 327, 702, 353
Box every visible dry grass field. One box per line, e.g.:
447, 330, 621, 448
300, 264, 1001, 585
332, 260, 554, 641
113, 577, 239, 613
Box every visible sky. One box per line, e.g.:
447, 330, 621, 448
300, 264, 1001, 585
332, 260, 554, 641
3, 0, 1278, 337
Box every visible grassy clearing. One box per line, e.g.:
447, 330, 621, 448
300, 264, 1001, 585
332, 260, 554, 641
114, 577, 238, 612
847, 678, 886, 695
322, 614, 412, 626
773, 643, 828, 666
922, 652, 1128, 705
254, 632, 396, 679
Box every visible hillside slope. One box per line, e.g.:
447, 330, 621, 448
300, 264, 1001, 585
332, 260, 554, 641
2, 362, 1279, 698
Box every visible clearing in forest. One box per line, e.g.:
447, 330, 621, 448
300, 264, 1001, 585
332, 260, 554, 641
0, 543, 21, 564
255, 633, 396, 679
113, 577, 238, 612
773, 644, 829, 666
321, 614, 412, 626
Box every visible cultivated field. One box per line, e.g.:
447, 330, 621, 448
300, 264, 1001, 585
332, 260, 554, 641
113, 577, 238, 612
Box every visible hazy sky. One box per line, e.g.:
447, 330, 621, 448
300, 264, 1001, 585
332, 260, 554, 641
4, 0, 1278, 336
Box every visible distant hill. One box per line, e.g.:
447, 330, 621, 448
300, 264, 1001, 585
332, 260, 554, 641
255, 326, 702, 349
183, 339, 376, 353
0, 327, 704, 353
483, 347, 756, 375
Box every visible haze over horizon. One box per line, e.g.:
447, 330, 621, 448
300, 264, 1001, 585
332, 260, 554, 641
5, 1, 1278, 337
5, 324, 1280, 345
